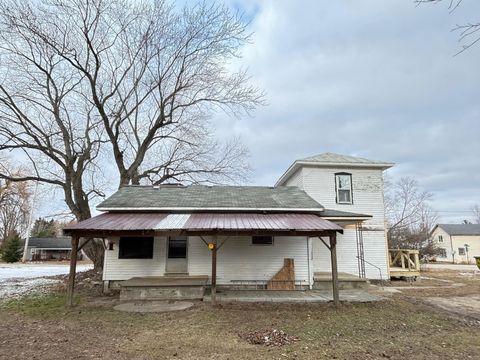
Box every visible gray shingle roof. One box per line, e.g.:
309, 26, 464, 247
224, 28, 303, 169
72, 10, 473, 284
21, 237, 71, 249
97, 185, 324, 211
299, 152, 393, 167
437, 224, 480, 236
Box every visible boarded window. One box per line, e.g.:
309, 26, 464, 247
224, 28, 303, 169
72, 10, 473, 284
168, 238, 187, 258
118, 237, 154, 259
335, 173, 353, 204
252, 236, 274, 245
458, 247, 466, 256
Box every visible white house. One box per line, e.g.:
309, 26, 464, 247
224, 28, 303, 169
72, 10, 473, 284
64, 152, 393, 303
431, 224, 480, 264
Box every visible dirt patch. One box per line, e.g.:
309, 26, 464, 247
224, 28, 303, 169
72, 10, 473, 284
423, 295, 480, 323
238, 328, 300, 346
1, 293, 480, 359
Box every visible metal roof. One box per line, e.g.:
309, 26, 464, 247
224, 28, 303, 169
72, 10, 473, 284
299, 152, 393, 166
436, 224, 480, 236
276, 152, 393, 186
64, 212, 342, 233
97, 185, 324, 212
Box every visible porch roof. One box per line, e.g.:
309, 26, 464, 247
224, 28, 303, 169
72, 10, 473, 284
64, 212, 343, 237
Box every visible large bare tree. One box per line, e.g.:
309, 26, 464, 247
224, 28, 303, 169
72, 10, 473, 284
0, 0, 262, 269
0, 161, 31, 244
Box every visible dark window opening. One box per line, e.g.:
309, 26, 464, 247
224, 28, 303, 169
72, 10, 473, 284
118, 237, 154, 259
438, 248, 447, 258
168, 238, 187, 258
458, 247, 466, 256
252, 235, 274, 245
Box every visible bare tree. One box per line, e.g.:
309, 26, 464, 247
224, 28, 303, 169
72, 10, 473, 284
472, 204, 480, 224
385, 177, 441, 258
0, 165, 31, 244
415, 0, 480, 54
0, 0, 262, 269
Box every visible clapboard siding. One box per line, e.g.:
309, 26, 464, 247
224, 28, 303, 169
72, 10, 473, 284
103, 237, 167, 280
188, 236, 310, 284
285, 168, 303, 188
300, 167, 386, 226
312, 229, 388, 280
283, 165, 389, 280
103, 235, 311, 284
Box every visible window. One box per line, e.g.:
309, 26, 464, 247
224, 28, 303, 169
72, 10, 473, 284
438, 235, 443, 243
458, 247, 466, 256
252, 236, 274, 245
168, 238, 187, 258
335, 173, 353, 204
118, 237, 154, 259
438, 248, 447, 258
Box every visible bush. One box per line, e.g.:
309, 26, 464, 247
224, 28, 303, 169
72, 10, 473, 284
1, 234, 23, 263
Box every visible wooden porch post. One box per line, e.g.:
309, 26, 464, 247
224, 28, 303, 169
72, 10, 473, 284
66, 235, 79, 307
330, 233, 340, 306
211, 235, 218, 305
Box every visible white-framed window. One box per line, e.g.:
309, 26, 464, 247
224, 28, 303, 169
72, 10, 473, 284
438, 235, 443, 243
438, 248, 447, 258
251, 236, 274, 245
335, 173, 353, 204
458, 247, 466, 256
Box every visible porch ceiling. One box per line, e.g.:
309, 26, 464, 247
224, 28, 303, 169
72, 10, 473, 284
64, 212, 343, 237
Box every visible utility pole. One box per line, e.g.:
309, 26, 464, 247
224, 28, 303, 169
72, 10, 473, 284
22, 181, 38, 262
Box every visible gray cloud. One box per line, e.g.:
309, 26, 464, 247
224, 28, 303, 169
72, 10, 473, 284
212, 0, 480, 223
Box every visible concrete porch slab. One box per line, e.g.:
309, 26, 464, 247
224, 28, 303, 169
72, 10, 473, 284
204, 290, 383, 303
122, 275, 208, 287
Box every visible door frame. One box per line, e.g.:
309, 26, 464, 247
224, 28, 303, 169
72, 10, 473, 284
165, 236, 189, 274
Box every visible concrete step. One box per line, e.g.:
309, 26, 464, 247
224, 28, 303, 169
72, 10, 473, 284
120, 275, 208, 301
313, 272, 370, 290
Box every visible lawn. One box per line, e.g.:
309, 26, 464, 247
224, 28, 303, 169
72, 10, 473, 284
1, 291, 479, 360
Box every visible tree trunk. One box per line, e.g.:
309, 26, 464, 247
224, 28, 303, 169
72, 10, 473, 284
82, 238, 104, 272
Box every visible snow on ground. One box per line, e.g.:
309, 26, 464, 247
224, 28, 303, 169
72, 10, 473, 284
0, 262, 93, 300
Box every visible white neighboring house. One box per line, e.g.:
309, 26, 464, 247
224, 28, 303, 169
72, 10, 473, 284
65, 152, 394, 295
431, 224, 480, 264
276, 153, 393, 279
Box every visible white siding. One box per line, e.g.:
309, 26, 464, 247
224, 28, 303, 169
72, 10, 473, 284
311, 229, 388, 280
301, 166, 386, 226
284, 165, 389, 280
104, 235, 311, 285
284, 168, 304, 189
103, 236, 167, 280
188, 236, 310, 284
432, 227, 480, 264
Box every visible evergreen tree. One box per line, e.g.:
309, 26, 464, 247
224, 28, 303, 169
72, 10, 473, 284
1, 233, 23, 263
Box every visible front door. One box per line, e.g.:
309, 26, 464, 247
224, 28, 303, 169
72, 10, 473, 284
166, 237, 188, 274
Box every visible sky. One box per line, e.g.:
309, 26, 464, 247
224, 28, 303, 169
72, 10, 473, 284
28, 0, 480, 224
206, 0, 480, 223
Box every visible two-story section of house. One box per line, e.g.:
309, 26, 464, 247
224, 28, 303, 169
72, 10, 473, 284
276, 153, 394, 280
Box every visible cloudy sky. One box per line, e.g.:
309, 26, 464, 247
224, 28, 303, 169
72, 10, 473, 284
207, 0, 480, 223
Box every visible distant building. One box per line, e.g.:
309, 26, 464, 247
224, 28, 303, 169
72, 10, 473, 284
431, 224, 480, 264
21, 237, 80, 261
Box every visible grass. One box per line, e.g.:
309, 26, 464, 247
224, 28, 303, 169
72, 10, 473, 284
1, 292, 480, 359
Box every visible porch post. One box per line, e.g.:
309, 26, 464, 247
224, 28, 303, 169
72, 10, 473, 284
66, 234, 79, 307
330, 233, 340, 306
211, 235, 218, 305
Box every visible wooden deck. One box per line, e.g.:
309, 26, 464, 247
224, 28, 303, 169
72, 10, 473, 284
389, 249, 420, 278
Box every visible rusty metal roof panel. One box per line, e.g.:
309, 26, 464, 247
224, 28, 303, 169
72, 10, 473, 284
184, 213, 342, 231
65, 212, 342, 233
65, 213, 168, 231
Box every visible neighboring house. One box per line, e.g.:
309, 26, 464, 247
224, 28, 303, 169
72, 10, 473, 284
65, 152, 393, 299
431, 224, 480, 264
21, 236, 78, 261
